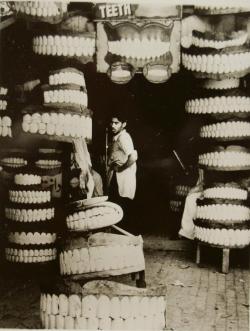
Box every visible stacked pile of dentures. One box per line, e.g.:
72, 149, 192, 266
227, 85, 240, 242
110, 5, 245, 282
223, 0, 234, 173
61, 197, 146, 279
182, 7, 250, 249
21, 67, 92, 142
5, 172, 57, 265
37, 194, 166, 330
0, 85, 12, 138
15, 4, 95, 143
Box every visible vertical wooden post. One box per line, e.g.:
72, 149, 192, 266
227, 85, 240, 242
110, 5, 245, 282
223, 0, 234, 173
222, 248, 230, 274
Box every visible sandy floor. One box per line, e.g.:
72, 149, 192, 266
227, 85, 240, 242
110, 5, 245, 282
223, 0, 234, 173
0, 247, 249, 330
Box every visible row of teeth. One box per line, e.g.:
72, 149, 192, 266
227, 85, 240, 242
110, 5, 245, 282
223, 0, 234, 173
66, 212, 121, 231
6, 249, 56, 263
41, 313, 166, 330
49, 72, 85, 87
195, 6, 240, 10
1, 158, 27, 167
0, 100, 7, 110
0, 87, 8, 95
196, 204, 250, 221
5, 208, 54, 222
22, 116, 92, 140
169, 200, 183, 212
9, 190, 51, 204
0, 116, 11, 126
8, 232, 56, 245
40, 293, 166, 319
182, 52, 250, 74
195, 226, 250, 247
199, 151, 250, 168
44, 90, 87, 107
59, 245, 145, 276
6, 247, 56, 257
203, 187, 247, 200
0, 127, 12, 137
67, 205, 121, 222
36, 160, 61, 168
40, 295, 166, 330
185, 96, 250, 114
200, 121, 250, 138
202, 78, 240, 90
14, 2, 68, 17
174, 185, 191, 197
33, 37, 95, 57
66, 213, 121, 231
15, 173, 41, 186
192, 33, 247, 49
108, 39, 170, 60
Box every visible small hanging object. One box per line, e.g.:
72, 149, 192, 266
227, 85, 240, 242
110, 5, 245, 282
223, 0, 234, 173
107, 62, 135, 85
143, 63, 172, 84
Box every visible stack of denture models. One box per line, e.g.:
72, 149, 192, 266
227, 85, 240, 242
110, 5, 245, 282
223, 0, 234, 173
5, 171, 57, 265
0, 85, 12, 138
182, 6, 250, 249
17, 1, 94, 143
5, 3, 168, 330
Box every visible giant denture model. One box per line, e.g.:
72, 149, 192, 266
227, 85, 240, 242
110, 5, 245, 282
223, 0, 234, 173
96, 13, 181, 84
12, 1, 69, 24
21, 67, 92, 142
104, 21, 173, 84
194, 183, 250, 247
32, 12, 96, 64
59, 232, 145, 277
182, 30, 250, 79
40, 280, 167, 330
5, 172, 57, 264
194, 6, 250, 15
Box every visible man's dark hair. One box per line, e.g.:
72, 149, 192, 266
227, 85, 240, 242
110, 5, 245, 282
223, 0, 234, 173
110, 111, 128, 124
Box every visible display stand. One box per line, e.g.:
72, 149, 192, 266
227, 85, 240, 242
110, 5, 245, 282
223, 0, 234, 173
195, 241, 250, 274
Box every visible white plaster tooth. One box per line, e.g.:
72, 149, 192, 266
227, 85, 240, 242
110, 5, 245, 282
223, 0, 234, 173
82, 295, 97, 318
69, 294, 82, 317
111, 317, 123, 330
110, 296, 121, 318
97, 295, 110, 319
121, 296, 131, 318
75, 316, 87, 329
49, 314, 56, 329
44, 313, 49, 329
130, 296, 140, 317
65, 315, 74, 329
55, 315, 65, 329
51, 294, 59, 315
99, 317, 112, 330
59, 294, 69, 316
40, 311, 45, 327
148, 297, 158, 318
140, 297, 150, 317
46, 294, 52, 314
87, 317, 99, 330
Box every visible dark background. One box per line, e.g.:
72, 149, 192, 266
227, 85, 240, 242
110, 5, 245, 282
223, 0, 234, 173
0, 9, 202, 236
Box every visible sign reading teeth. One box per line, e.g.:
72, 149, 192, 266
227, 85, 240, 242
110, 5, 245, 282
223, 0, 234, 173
97, 3, 132, 19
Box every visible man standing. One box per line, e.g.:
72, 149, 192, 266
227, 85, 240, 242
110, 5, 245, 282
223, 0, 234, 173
107, 112, 137, 231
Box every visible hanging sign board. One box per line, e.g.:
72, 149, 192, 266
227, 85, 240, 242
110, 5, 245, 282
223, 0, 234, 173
95, 3, 181, 83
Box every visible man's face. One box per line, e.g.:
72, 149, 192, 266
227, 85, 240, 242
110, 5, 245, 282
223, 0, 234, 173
110, 117, 125, 135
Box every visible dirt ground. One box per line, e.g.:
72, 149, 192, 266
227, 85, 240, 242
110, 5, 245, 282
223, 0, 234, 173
0, 245, 249, 330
